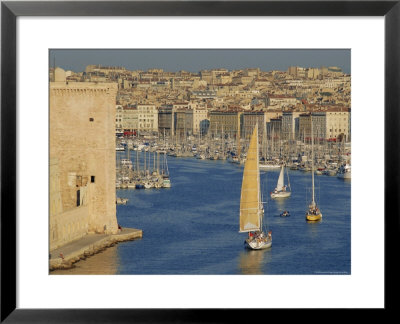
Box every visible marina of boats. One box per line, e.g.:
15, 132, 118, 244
115, 131, 351, 184
110, 149, 351, 274
116, 145, 171, 190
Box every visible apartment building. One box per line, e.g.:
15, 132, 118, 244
326, 108, 350, 141
209, 110, 242, 138
242, 111, 266, 140
158, 105, 175, 136
122, 106, 138, 132
137, 104, 158, 133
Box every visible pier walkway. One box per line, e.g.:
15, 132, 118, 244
49, 227, 142, 271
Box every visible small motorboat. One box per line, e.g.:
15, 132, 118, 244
280, 210, 290, 217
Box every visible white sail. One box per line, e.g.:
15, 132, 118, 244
276, 165, 285, 191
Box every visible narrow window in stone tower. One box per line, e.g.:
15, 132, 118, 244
76, 189, 80, 207
91, 176, 95, 183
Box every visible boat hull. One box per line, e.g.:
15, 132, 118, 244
306, 213, 322, 221
259, 164, 280, 170
245, 238, 272, 250
271, 191, 291, 199
337, 172, 351, 179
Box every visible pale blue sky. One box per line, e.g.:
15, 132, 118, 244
50, 49, 350, 74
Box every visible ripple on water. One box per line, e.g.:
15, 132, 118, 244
61, 158, 351, 275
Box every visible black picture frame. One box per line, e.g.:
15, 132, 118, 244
1, 1, 399, 322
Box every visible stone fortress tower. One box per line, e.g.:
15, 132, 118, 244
50, 68, 119, 251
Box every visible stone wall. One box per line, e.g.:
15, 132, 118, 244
50, 80, 119, 250
50, 205, 89, 250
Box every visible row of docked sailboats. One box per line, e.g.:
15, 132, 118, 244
239, 122, 322, 250
116, 148, 171, 189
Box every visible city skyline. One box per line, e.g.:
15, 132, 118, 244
49, 49, 351, 74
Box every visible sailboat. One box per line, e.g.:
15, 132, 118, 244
239, 125, 272, 250
306, 115, 322, 221
161, 151, 171, 188
259, 123, 280, 170
270, 164, 291, 199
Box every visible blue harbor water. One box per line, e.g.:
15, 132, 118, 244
61, 156, 351, 275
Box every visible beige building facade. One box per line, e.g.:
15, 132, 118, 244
122, 106, 139, 132
116, 105, 123, 133
137, 104, 158, 132
192, 108, 208, 135
209, 110, 242, 138
298, 109, 350, 141
326, 109, 350, 140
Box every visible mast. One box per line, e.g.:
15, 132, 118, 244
286, 165, 291, 191
222, 124, 224, 159
256, 123, 262, 231
237, 114, 241, 159
263, 121, 267, 161
153, 151, 156, 173
157, 151, 160, 175
143, 148, 147, 176
311, 114, 315, 206
137, 149, 140, 175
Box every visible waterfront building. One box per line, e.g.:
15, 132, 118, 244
312, 111, 327, 141
209, 110, 242, 138
174, 108, 188, 139
265, 110, 283, 123
116, 105, 123, 135
192, 107, 208, 135
297, 108, 349, 141
184, 109, 194, 136
267, 117, 283, 140
282, 111, 299, 140
242, 111, 266, 140
158, 105, 175, 136
137, 104, 158, 133
50, 72, 119, 251
121, 105, 138, 134
326, 107, 350, 141
298, 113, 312, 140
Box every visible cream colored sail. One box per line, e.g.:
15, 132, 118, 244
239, 126, 261, 232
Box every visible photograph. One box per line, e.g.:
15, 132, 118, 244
49, 49, 351, 275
